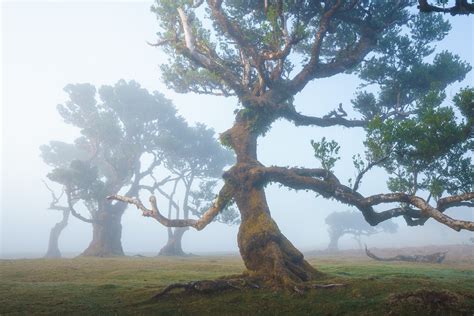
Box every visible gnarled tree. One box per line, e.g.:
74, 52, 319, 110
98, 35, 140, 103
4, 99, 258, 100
41, 80, 184, 257
325, 210, 398, 251
111, 1, 473, 288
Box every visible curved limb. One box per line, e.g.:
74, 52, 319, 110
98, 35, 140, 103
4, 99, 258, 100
260, 166, 474, 231
65, 189, 96, 224
107, 183, 234, 231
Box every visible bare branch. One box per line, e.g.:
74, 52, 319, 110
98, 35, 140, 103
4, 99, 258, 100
353, 155, 390, 192
177, 7, 210, 66
108, 183, 235, 231
42, 180, 69, 212
65, 189, 96, 224
281, 106, 366, 128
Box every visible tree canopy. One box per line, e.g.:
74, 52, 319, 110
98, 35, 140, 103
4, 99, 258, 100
110, 1, 473, 288
41, 80, 193, 256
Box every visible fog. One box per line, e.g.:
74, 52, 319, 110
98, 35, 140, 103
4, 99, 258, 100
1, 1, 473, 258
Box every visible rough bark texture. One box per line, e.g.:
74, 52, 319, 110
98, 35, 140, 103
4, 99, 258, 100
224, 118, 320, 287
44, 210, 70, 258
158, 228, 187, 256
81, 209, 124, 257
234, 186, 320, 286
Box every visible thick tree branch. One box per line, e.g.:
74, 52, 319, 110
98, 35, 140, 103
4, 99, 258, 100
206, 0, 268, 94
107, 183, 235, 231
260, 166, 474, 231
281, 106, 367, 128
285, 1, 405, 97
65, 190, 96, 224
288, 0, 343, 94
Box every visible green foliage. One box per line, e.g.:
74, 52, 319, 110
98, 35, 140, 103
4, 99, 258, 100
310, 137, 340, 171
453, 86, 474, 126
353, 10, 470, 121
41, 80, 185, 208
365, 89, 473, 198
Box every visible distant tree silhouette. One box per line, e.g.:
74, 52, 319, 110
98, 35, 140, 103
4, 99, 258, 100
140, 123, 239, 256
41, 80, 187, 256
325, 210, 398, 251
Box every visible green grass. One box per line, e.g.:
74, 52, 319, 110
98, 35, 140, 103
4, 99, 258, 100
1, 255, 473, 315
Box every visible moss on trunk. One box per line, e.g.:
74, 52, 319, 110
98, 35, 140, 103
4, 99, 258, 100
234, 186, 320, 287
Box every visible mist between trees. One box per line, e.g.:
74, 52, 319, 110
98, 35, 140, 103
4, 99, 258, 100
2, 0, 473, 290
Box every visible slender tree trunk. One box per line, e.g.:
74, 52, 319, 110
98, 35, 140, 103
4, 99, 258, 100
44, 210, 70, 258
224, 117, 320, 287
81, 209, 124, 257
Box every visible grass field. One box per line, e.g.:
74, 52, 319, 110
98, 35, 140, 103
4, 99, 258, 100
1, 249, 473, 315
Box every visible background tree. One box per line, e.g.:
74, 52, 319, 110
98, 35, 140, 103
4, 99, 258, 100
141, 123, 239, 256
325, 210, 398, 251
41, 80, 183, 257
111, 1, 473, 289
43, 181, 71, 258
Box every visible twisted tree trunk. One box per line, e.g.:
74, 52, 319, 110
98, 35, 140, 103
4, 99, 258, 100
234, 185, 319, 286
44, 209, 70, 258
224, 117, 320, 287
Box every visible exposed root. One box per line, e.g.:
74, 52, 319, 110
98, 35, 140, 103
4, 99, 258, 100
151, 277, 259, 300
150, 274, 347, 300
293, 283, 347, 294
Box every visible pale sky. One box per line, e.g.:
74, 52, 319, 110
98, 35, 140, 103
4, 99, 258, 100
1, 1, 473, 257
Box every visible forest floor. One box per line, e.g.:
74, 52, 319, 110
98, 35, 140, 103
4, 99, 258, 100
0, 245, 473, 315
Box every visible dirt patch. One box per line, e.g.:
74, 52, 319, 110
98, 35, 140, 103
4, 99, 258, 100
386, 289, 471, 315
